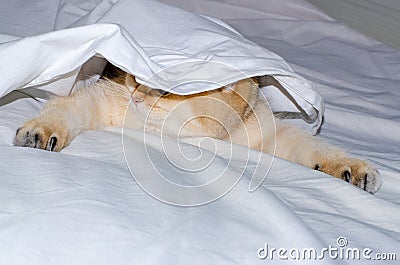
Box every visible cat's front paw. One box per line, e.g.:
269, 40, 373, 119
314, 158, 381, 194
14, 119, 69, 152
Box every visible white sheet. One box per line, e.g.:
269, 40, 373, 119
0, 0, 399, 264
307, 0, 400, 50
0, 0, 323, 134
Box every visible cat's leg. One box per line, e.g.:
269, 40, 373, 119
253, 76, 380, 192
14, 79, 131, 152
266, 121, 381, 193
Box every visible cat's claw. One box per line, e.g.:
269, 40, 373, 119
47, 136, 58, 151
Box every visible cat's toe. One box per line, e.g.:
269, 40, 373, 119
15, 127, 46, 149
350, 163, 381, 194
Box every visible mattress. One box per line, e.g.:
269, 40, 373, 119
0, 0, 399, 264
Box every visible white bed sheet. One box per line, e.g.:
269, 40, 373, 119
0, 0, 323, 134
0, 0, 399, 264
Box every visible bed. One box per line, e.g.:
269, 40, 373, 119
0, 0, 399, 264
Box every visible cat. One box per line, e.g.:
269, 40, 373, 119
14, 66, 381, 193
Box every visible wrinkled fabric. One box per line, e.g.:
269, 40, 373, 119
0, 0, 323, 133
0, 0, 399, 264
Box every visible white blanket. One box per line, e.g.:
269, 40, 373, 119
0, 0, 323, 133
0, 0, 399, 264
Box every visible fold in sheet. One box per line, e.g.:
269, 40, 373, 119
0, 0, 323, 133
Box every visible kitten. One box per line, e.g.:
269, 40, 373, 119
14, 68, 381, 193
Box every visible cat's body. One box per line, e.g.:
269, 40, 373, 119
14, 69, 381, 193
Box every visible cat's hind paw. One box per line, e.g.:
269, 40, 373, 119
314, 158, 381, 194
